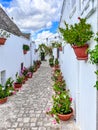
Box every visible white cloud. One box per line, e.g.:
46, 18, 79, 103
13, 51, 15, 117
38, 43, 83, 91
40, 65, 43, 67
4, 0, 63, 32
34, 30, 59, 48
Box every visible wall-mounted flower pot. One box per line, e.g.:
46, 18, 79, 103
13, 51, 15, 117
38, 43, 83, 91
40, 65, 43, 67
72, 44, 88, 60
0, 38, 6, 45
0, 97, 7, 104
23, 50, 27, 54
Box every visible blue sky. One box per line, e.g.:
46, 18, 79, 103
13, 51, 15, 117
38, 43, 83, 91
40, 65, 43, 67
0, 0, 11, 7
0, 0, 63, 40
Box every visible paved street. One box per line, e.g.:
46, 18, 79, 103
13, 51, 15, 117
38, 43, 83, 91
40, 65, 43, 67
0, 61, 78, 130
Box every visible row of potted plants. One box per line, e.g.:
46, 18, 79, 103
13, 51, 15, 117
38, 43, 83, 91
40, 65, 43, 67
49, 57, 59, 68
0, 60, 41, 104
47, 59, 73, 123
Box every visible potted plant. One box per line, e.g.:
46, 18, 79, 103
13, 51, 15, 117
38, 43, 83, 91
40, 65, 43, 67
49, 56, 54, 67
5, 77, 14, 96
14, 72, 23, 90
47, 91, 73, 123
53, 80, 66, 93
0, 29, 10, 45
59, 18, 93, 60
23, 44, 30, 54
54, 58, 59, 68
0, 84, 9, 104
21, 67, 28, 80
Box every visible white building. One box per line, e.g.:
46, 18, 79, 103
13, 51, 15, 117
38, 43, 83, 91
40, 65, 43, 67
53, 0, 98, 130
0, 7, 38, 85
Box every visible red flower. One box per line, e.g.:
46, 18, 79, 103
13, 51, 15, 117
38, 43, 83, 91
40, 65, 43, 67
70, 98, 72, 102
78, 17, 81, 20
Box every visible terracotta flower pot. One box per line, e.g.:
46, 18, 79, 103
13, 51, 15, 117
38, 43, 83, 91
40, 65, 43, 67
27, 72, 33, 78
0, 38, 6, 45
0, 97, 7, 104
14, 83, 22, 90
22, 79, 26, 84
58, 108, 73, 121
23, 50, 27, 54
72, 44, 88, 60
59, 47, 62, 51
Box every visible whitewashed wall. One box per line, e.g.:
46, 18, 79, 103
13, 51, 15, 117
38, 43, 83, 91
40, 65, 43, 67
0, 33, 38, 83
57, 0, 98, 130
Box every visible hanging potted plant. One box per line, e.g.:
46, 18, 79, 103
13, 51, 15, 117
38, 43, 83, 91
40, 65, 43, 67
23, 44, 30, 54
59, 18, 93, 60
0, 29, 10, 45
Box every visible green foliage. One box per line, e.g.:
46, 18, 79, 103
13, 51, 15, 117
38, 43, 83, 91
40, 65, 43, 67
47, 91, 72, 123
59, 18, 93, 46
51, 42, 62, 48
23, 44, 30, 51
38, 44, 52, 56
15, 72, 23, 84
55, 58, 59, 65
0, 84, 10, 99
88, 44, 98, 64
94, 70, 98, 90
29, 66, 34, 73
5, 77, 14, 95
94, 32, 98, 42
53, 81, 66, 92
0, 29, 10, 38
49, 56, 54, 66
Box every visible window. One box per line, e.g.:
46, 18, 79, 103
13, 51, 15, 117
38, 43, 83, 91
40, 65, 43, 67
69, 0, 76, 18
81, 0, 96, 17
0, 70, 6, 85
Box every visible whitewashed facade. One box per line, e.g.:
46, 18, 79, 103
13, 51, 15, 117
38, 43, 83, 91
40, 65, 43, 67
53, 0, 98, 130
0, 32, 38, 85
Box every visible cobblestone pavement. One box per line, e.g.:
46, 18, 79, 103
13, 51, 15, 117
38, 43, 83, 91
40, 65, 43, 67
0, 61, 79, 130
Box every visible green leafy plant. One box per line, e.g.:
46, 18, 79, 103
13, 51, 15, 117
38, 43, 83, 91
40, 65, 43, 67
53, 81, 66, 93
21, 67, 28, 77
0, 84, 10, 99
5, 77, 14, 95
88, 32, 98, 90
59, 17, 93, 46
88, 44, 98, 64
47, 91, 72, 123
23, 44, 30, 51
88, 33, 98, 64
55, 58, 59, 65
0, 29, 10, 39
15, 72, 23, 84
49, 56, 54, 67
94, 70, 98, 90
94, 32, 98, 42
51, 42, 62, 48
29, 66, 34, 73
